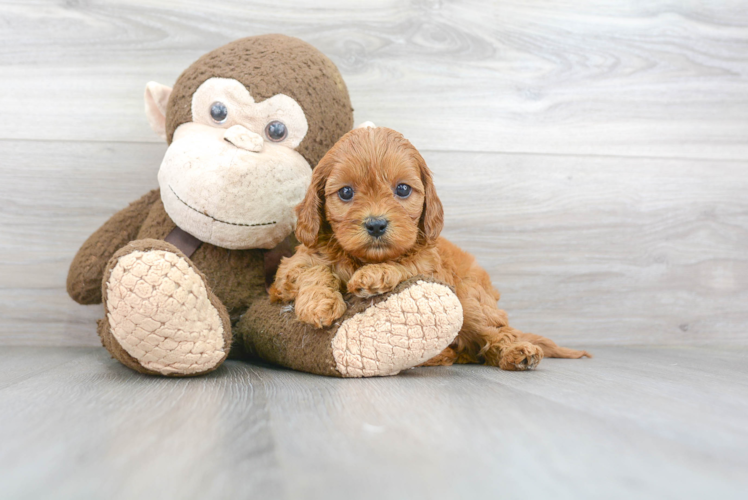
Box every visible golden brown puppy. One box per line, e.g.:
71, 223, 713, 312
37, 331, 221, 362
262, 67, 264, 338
270, 127, 591, 371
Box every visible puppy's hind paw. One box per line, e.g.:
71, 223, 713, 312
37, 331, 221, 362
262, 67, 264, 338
294, 286, 347, 328
490, 341, 544, 371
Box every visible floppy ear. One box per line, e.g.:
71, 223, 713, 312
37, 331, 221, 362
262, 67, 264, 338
416, 153, 444, 243
144, 81, 172, 142
295, 160, 331, 248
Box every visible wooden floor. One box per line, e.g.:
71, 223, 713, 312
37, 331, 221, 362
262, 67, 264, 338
1, 346, 746, 500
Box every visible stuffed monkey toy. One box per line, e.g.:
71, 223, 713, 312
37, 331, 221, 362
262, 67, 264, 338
67, 35, 463, 378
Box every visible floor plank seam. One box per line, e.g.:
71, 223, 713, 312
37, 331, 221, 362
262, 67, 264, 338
1, 137, 745, 164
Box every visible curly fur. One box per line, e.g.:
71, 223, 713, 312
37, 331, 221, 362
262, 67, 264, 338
270, 127, 591, 370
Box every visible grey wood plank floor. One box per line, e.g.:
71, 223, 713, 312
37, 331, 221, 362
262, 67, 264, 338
0, 346, 746, 500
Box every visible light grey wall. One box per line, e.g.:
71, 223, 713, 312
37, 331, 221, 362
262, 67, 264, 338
1, 0, 746, 346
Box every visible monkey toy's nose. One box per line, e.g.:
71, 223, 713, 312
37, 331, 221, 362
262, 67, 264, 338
224, 125, 264, 152
364, 217, 388, 238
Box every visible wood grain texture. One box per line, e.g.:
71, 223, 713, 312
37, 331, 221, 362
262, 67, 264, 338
1, 140, 746, 346
431, 150, 748, 346
0, 0, 746, 158
0, 346, 746, 500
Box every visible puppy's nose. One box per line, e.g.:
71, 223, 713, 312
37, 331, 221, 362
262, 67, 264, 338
224, 125, 263, 152
365, 217, 388, 238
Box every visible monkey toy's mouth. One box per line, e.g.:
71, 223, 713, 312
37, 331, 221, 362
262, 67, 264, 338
157, 132, 312, 249
169, 185, 276, 228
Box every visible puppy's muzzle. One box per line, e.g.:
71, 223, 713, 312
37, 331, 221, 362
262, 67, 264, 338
364, 217, 388, 238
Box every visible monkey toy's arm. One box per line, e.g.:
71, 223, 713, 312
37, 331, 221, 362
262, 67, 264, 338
269, 246, 347, 328
67, 189, 160, 305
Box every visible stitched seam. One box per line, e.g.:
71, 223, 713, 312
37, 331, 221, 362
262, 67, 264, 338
169, 185, 276, 227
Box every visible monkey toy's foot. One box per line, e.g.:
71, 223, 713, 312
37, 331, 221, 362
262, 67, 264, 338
99, 239, 232, 376
330, 279, 464, 377
236, 277, 464, 378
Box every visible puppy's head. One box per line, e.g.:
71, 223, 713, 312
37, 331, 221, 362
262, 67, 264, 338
295, 127, 443, 263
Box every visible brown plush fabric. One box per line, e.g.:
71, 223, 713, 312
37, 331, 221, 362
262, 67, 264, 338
67, 189, 160, 305
263, 235, 296, 289
234, 298, 342, 376
99, 238, 233, 376
165, 34, 353, 167
134, 193, 267, 319
234, 276, 448, 377
68, 188, 268, 319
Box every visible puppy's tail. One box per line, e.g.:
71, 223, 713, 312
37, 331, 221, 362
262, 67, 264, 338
515, 332, 592, 359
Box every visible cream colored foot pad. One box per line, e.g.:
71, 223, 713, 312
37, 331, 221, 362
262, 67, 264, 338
106, 250, 225, 375
332, 281, 463, 377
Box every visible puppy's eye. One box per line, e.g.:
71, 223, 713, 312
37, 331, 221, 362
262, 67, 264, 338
210, 102, 228, 124
338, 186, 354, 202
265, 120, 288, 142
395, 183, 412, 198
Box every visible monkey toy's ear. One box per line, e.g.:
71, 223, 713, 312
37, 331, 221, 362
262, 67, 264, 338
144, 82, 173, 142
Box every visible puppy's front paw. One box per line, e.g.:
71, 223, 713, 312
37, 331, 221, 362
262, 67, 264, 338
294, 286, 347, 328
496, 342, 544, 371
268, 283, 288, 303
347, 264, 401, 298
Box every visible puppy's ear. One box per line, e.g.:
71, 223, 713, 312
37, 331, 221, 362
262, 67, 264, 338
416, 152, 444, 243
295, 159, 331, 248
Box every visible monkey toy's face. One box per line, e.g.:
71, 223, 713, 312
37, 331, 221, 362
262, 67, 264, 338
143, 35, 354, 250
147, 77, 312, 250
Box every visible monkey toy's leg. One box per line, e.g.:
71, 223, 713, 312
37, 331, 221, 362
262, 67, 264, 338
98, 239, 232, 376
235, 277, 464, 378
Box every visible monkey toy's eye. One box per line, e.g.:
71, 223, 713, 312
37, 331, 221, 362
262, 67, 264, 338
265, 120, 288, 142
210, 102, 228, 124
395, 184, 412, 198
338, 186, 354, 202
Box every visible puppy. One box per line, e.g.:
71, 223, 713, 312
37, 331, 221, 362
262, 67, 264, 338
270, 127, 591, 371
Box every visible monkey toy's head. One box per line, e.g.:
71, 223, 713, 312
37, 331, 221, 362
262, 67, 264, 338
144, 35, 353, 249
